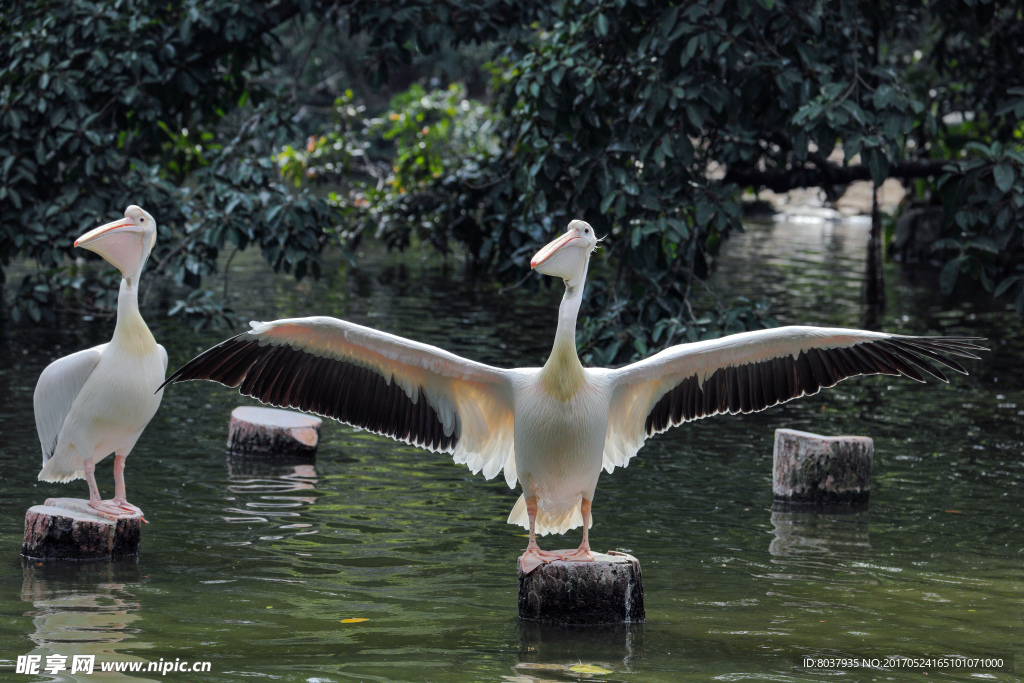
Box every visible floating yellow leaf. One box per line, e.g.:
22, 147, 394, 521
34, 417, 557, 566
516, 661, 612, 676
515, 663, 565, 671
569, 664, 612, 674
341, 618, 369, 623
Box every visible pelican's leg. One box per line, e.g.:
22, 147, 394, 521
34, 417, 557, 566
560, 498, 596, 562
519, 497, 561, 573
85, 457, 122, 516
84, 455, 142, 519
110, 454, 146, 522
83, 457, 103, 505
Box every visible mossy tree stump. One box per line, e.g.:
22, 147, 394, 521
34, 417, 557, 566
518, 552, 644, 625
227, 406, 321, 458
22, 498, 142, 561
773, 428, 872, 506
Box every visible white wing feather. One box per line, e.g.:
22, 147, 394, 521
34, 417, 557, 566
33, 345, 105, 465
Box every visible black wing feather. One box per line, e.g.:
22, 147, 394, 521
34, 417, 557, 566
161, 336, 459, 452
643, 335, 984, 437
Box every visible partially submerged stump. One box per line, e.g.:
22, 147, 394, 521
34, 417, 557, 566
22, 498, 142, 561
518, 552, 644, 625
227, 406, 321, 458
773, 428, 872, 506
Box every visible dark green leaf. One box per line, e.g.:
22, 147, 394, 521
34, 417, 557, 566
939, 256, 964, 295
867, 148, 889, 186
993, 164, 1015, 193
994, 275, 1022, 298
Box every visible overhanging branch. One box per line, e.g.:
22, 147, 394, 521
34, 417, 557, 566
724, 158, 958, 193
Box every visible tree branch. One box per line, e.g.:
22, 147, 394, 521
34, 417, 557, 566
724, 158, 958, 193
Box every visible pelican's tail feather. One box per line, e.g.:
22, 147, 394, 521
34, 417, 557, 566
38, 456, 84, 484
507, 494, 592, 536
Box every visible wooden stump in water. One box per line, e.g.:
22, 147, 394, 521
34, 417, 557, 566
518, 552, 644, 625
773, 428, 872, 506
227, 406, 321, 458
22, 498, 142, 561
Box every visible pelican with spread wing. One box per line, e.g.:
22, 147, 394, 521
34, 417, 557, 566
161, 220, 982, 571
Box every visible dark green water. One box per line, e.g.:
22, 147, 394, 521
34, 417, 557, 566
0, 217, 1021, 682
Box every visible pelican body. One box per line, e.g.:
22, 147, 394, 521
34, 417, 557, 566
162, 220, 982, 571
34, 206, 167, 517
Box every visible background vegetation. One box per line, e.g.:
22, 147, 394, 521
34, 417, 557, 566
2, 0, 1022, 361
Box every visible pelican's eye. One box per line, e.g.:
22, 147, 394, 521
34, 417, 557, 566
584, 227, 589, 234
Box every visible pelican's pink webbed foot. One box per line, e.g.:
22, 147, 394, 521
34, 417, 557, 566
558, 545, 595, 562
88, 499, 147, 523
519, 543, 561, 574
112, 499, 148, 523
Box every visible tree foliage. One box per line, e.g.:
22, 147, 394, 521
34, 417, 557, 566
2, 0, 1022, 345
0, 0, 532, 324
0, 0, 342, 324
293, 0, 1024, 361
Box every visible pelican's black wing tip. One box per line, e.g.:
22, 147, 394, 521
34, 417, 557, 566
154, 331, 256, 395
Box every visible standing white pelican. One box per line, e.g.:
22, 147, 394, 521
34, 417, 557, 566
161, 220, 982, 571
34, 205, 168, 518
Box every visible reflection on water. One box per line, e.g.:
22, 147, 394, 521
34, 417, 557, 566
223, 457, 321, 539
767, 508, 871, 557
1, 218, 1022, 681
19, 561, 154, 682
513, 621, 643, 681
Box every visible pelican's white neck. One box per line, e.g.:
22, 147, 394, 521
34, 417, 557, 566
539, 267, 588, 401
552, 280, 584, 352
112, 274, 156, 353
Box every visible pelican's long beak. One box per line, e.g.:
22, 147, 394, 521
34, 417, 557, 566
531, 228, 581, 269
75, 216, 144, 278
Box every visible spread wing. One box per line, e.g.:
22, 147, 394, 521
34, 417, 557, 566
601, 326, 984, 473
161, 316, 519, 487
34, 345, 105, 465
